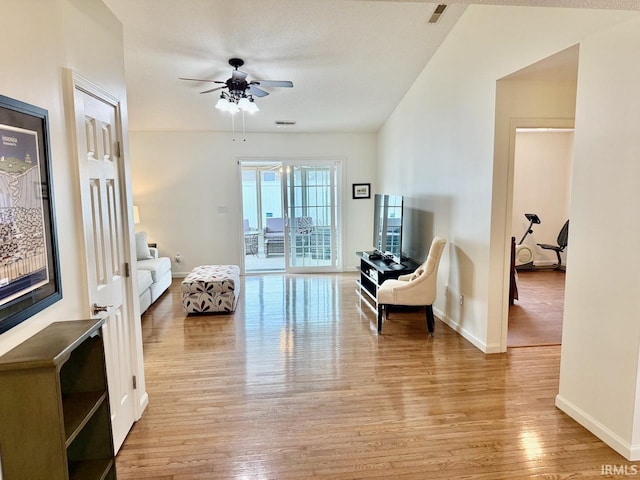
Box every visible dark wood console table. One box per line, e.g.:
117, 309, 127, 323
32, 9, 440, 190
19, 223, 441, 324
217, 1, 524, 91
356, 251, 420, 315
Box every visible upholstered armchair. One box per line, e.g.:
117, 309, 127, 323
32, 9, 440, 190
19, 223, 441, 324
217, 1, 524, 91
376, 236, 447, 335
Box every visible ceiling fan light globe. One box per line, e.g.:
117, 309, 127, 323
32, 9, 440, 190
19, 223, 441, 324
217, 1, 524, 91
227, 102, 240, 114
238, 96, 251, 111
246, 101, 259, 114
215, 96, 229, 111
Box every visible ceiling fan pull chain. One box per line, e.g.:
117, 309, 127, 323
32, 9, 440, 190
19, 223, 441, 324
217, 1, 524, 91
231, 112, 236, 142
242, 110, 247, 142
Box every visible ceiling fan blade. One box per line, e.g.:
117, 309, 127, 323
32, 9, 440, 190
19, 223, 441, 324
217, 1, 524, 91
200, 86, 226, 94
248, 85, 269, 98
232, 69, 248, 81
252, 80, 293, 88
179, 77, 226, 84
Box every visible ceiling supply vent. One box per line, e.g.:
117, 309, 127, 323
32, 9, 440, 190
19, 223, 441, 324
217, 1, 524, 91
428, 4, 447, 24
275, 120, 296, 127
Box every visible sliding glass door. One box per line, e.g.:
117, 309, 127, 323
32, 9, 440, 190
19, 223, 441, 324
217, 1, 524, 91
240, 159, 341, 273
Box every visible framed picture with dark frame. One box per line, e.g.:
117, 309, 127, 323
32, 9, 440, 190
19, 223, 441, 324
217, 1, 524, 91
0, 95, 61, 334
352, 183, 371, 199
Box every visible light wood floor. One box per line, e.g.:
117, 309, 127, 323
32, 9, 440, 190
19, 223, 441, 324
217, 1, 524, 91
116, 273, 636, 479
508, 270, 565, 348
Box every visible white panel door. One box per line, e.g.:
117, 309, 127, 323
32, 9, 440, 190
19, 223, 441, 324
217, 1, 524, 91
73, 85, 136, 452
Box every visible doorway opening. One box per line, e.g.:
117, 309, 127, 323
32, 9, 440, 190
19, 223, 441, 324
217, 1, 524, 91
508, 127, 573, 347
240, 159, 342, 274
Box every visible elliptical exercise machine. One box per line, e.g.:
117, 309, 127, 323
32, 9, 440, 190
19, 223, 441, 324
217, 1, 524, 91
515, 213, 540, 270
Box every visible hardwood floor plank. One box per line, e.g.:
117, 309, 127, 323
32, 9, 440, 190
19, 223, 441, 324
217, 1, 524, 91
116, 273, 638, 478
509, 270, 565, 347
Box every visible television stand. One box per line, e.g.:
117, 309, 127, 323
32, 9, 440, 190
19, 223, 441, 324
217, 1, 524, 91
356, 251, 419, 315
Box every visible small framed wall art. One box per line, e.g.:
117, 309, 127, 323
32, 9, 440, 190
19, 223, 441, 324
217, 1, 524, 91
352, 183, 371, 199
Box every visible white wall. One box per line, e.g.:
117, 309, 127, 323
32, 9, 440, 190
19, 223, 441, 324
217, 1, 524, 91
0, 0, 128, 351
512, 131, 574, 266
378, 5, 640, 459
555, 16, 640, 460
129, 131, 376, 275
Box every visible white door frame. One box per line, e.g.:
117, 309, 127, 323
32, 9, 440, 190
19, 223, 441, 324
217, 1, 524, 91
68, 70, 148, 422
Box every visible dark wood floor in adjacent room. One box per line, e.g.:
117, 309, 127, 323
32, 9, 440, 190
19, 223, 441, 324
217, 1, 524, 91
116, 272, 635, 479
508, 269, 566, 348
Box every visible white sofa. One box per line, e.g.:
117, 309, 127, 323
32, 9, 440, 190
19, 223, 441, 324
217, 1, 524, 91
136, 232, 172, 313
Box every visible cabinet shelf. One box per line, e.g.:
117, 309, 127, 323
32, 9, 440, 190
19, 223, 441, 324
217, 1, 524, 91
68, 458, 115, 480
361, 287, 376, 302
64, 390, 107, 446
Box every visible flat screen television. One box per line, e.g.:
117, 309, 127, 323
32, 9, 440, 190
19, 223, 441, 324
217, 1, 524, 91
373, 194, 403, 264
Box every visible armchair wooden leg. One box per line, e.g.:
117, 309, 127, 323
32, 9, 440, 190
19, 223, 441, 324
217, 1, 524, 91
377, 304, 384, 334
426, 305, 435, 336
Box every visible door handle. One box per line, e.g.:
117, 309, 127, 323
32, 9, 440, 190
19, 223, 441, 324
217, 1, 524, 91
92, 303, 112, 315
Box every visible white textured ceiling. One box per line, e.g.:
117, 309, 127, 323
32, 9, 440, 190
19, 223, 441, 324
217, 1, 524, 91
103, 0, 639, 134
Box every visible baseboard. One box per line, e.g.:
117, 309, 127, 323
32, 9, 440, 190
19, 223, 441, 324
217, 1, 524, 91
434, 307, 501, 354
555, 394, 639, 460
172, 272, 189, 278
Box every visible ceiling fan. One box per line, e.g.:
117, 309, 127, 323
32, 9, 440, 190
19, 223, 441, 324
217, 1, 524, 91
180, 58, 293, 113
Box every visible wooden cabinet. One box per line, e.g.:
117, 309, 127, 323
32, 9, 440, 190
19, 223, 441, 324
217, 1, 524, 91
0, 319, 116, 480
356, 252, 419, 314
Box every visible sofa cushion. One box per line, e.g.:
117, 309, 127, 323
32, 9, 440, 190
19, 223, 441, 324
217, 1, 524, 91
137, 269, 153, 296
265, 217, 284, 233
138, 256, 172, 283
135, 232, 153, 260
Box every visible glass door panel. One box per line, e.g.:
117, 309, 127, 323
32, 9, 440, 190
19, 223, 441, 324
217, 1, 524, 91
285, 163, 338, 271
241, 162, 285, 273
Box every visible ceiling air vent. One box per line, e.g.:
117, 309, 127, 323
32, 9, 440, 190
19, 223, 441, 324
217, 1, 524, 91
428, 4, 447, 24
275, 121, 296, 128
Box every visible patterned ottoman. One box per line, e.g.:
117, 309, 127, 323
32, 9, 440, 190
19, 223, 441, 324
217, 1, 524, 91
181, 265, 240, 313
